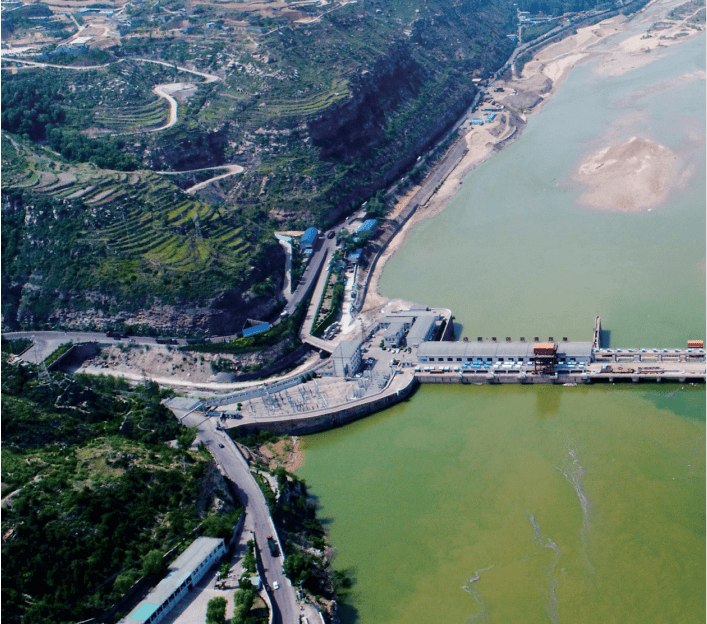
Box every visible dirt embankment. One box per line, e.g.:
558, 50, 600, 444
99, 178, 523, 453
254, 437, 304, 472
77, 341, 294, 384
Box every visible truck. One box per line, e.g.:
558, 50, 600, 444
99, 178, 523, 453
156, 337, 178, 345
266, 535, 279, 557
106, 330, 127, 339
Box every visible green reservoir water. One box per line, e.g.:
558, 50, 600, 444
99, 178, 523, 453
302, 385, 704, 624
379, 32, 705, 346
298, 16, 705, 624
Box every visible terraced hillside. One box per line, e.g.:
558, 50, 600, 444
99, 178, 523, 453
1, 0, 628, 331
2, 134, 282, 334
89, 95, 170, 134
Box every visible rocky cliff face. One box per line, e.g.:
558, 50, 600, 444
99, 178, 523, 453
308, 42, 428, 161
306, 0, 516, 223
142, 125, 231, 172
11, 286, 282, 336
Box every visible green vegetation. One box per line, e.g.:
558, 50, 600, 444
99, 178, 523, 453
1, 336, 32, 355
202, 508, 244, 540
252, 471, 277, 513
228, 431, 349, 610
232, 585, 267, 624
227, 428, 281, 448
522, 21, 558, 41
668, 0, 705, 20
183, 304, 306, 355
516, 51, 535, 74
1, 133, 273, 323
0, 358, 239, 624
1, 74, 65, 141
242, 539, 257, 575
141, 550, 166, 578
1, 0, 638, 331
46, 128, 140, 171
311, 268, 346, 337
43, 341, 73, 366
206, 597, 227, 624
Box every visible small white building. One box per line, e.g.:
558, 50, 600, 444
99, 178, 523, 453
331, 339, 362, 377
383, 322, 406, 348
121, 537, 226, 624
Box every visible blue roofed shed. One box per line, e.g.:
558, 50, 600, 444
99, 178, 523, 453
242, 322, 270, 338
356, 219, 378, 235
121, 537, 225, 624
300, 227, 319, 249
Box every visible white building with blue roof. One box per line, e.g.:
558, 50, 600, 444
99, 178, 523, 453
120, 537, 225, 624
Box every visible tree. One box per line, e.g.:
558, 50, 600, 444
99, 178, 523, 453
177, 426, 198, 450
219, 562, 230, 579
206, 596, 227, 624
283, 551, 311, 585
232, 589, 255, 624
141, 550, 164, 578
112, 570, 135, 596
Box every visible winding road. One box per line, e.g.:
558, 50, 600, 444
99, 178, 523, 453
151, 83, 180, 132
0, 56, 221, 135
171, 405, 300, 624
184, 165, 244, 194
155, 164, 245, 193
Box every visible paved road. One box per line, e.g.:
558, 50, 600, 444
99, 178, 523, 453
174, 409, 300, 624
133, 57, 221, 83
185, 165, 244, 194
284, 236, 334, 317
151, 84, 180, 131
3, 330, 167, 364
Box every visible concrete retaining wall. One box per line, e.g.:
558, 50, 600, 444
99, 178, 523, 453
48, 342, 100, 372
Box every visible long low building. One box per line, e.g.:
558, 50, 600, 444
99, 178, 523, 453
121, 537, 226, 624
417, 341, 593, 365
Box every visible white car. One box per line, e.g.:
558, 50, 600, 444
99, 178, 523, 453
273, 581, 279, 590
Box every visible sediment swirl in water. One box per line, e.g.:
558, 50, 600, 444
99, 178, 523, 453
528, 512, 562, 624
462, 565, 494, 622
558, 448, 590, 544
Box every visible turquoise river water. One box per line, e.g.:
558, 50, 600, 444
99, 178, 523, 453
299, 14, 705, 624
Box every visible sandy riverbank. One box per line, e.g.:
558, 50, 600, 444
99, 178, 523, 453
361, 0, 704, 318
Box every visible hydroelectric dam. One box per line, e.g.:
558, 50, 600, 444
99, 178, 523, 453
187, 311, 705, 436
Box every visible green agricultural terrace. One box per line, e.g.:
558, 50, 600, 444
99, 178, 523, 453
1, 133, 257, 310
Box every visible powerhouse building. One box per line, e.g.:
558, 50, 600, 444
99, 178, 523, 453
417, 341, 593, 365
121, 537, 226, 624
